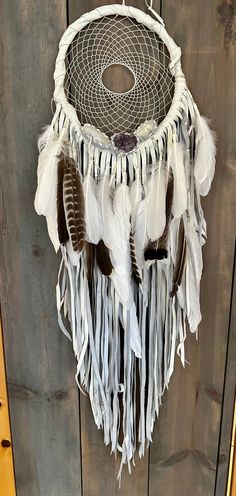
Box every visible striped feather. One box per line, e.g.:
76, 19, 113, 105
63, 155, 86, 252
57, 155, 69, 245
129, 233, 141, 285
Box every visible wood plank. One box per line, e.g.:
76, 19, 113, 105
232, 453, 236, 496
80, 394, 149, 496
0, 2, 82, 495
0, 317, 16, 496
231, 404, 236, 496
149, 1, 236, 495
226, 396, 236, 495
216, 249, 236, 495
68, 1, 159, 494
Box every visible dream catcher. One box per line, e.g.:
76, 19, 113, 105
35, 1, 216, 479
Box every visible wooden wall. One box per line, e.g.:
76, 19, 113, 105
0, 1, 235, 495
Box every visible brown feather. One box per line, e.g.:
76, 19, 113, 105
170, 218, 186, 298
57, 155, 69, 245
130, 233, 141, 285
85, 241, 96, 282
144, 172, 174, 261
62, 155, 86, 252
96, 240, 113, 276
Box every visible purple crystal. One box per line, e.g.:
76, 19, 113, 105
113, 133, 138, 153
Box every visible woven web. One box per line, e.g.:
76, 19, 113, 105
65, 15, 175, 137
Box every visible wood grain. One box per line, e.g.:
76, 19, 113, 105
215, 247, 236, 495
0, 0, 235, 494
149, 1, 236, 495
0, 2, 82, 495
68, 1, 160, 495
0, 317, 16, 496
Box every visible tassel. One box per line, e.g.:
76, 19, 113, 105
63, 155, 86, 252
129, 234, 141, 285
144, 171, 174, 260
170, 218, 186, 297
57, 154, 69, 245
96, 240, 113, 276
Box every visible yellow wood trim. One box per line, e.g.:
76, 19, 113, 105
0, 317, 16, 496
227, 396, 236, 496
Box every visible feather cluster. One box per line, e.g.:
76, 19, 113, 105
35, 99, 216, 480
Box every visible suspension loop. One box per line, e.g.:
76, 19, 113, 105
145, 0, 153, 7
144, 0, 165, 27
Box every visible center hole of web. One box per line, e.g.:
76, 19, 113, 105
101, 64, 136, 94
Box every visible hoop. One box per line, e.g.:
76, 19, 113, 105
53, 4, 185, 147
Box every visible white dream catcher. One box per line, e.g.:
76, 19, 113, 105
35, 1, 216, 480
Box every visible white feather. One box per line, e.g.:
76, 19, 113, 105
194, 114, 216, 196
113, 183, 131, 245
96, 174, 134, 306
83, 173, 102, 245
111, 182, 132, 306
186, 256, 202, 333
169, 217, 180, 264
129, 173, 147, 269
146, 164, 166, 240
182, 212, 203, 282
34, 125, 67, 252
183, 214, 203, 333
130, 173, 143, 231
46, 215, 60, 252
132, 198, 147, 269
171, 139, 187, 218
66, 239, 81, 267
37, 125, 50, 153
187, 229, 203, 284
97, 173, 117, 250
34, 126, 64, 217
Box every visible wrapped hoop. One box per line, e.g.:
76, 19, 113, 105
54, 4, 185, 146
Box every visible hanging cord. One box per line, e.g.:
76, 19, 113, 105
144, 0, 165, 26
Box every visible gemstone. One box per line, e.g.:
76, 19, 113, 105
112, 133, 138, 153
